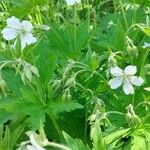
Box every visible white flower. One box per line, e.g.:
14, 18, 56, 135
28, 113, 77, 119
108, 65, 144, 95
66, 0, 81, 6
27, 132, 46, 150
1, 16, 37, 50
142, 42, 150, 49
17, 131, 47, 150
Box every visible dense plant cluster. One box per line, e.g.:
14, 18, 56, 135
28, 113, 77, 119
0, 0, 150, 149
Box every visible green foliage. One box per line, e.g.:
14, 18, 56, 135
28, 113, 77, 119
0, 0, 150, 149
63, 132, 91, 150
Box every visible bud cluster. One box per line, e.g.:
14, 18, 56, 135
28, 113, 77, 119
88, 97, 107, 126
20, 60, 39, 84
126, 104, 141, 128
0, 75, 7, 96
126, 36, 138, 58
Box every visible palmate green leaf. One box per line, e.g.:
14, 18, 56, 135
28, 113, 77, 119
35, 36, 57, 90
104, 128, 130, 146
66, 21, 92, 52
0, 110, 12, 125
136, 24, 150, 37
127, 0, 150, 7
47, 25, 74, 58
129, 135, 147, 150
48, 100, 83, 115
94, 21, 126, 51
63, 132, 91, 150
9, 0, 47, 17
0, 124, 25, 150
2, 69, 24, 96
48, 21, 91, 58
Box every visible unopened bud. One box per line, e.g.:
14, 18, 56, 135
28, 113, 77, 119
126, 112, 132, 125
127, 45, 138, 58
144, 64, 150, 75
65, 75, 76, 88
30, 65, 39, 77
131, 114, 141, 127
24, 66, 32, 82
62, 89, 72, 101
62, 92, 67, 101
91, 53, 99, 70
0, 76, 7, 95
108, 54, 117, 67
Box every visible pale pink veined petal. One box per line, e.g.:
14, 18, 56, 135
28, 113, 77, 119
21, 33, 37, 50
123, 80, 134, 95
21, 21, 33, 32
7, 16, 21, 29
124, 65, 137, 75
66, 0, 76, 5
110, 67, 123, 77
1, 28, 18, 40
130, 76, 144, 86
108, 77, 124, 89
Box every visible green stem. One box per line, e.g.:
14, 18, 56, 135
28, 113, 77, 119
87, 0, 90, 32
84, 104, 88, 142
46, 141, 71, 150
113, 0, 117, 14
140, 48, 150, 76
47, 111, 65, 143
74, 4, 77, 52
119, 0, 128, 30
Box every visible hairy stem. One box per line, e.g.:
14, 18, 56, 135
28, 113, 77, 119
47, 111, 65, 143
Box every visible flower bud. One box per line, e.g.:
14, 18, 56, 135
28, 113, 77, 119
64, 75, 76, 88
127, 45, 138, 58
91, 52, 99, 70
66, 92, 72, 101
144, 64, 150, 75
62, 92, 67, 101
24, 65, 32, 82
125, 112, 132, 125
0, 76, 7, 95
30, 65, 39, 77
62, 89, 72, 101
131, 114, 141, 128
108, 53, 117, 67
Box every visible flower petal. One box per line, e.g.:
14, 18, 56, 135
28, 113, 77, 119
130, 76, 144, 86
26, 145, 37, 150
142, 42, 150, 49
110, 67, 123, 77
66, 0, 76, 5
123, 80, 134, 95
29, 133, 46, 150
21, 33, 37, 50
1, 28, 18, 40
108, 77, 123, 89
124, 65, 137, 75
21, 21, 33, 32
7, 16, 21, 29
76, 0, 81, 3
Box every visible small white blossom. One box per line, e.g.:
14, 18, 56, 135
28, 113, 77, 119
27, 132, 46, 150
17, 132, 46, 150
142, 42, 150, 49
66, 0, 81, 6
1, 16, 37, 50
108, 65, 144, 95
